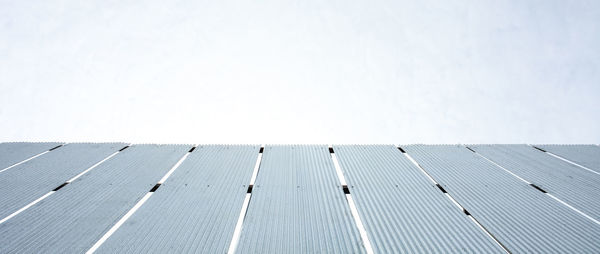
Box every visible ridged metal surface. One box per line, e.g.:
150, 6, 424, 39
97, 145, 260, 253
403, 144, 600, 253
536, 144, 600, 173
471, 144, 600, 221
236, 145, 365, 253
0, 142, 62, 169
0, 143, 125, 219
334, 145, 503, 253
0, 144, 190, 253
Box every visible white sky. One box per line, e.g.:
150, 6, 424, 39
1, 1, 599, 144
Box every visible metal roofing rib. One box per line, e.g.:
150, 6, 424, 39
0, 144, 190, 253
333, 145, 503, 253
0, 143, 125, 220
96, 145, 260, 253
236, 145, 365, 253
536, 144, 600, 173
470, 144, 600, 221
0, 142, 62, 170
402, 144, 600, 253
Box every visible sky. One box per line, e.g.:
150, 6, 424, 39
1, 0, 599, 144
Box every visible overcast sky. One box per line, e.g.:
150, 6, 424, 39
1, 0, 599, 144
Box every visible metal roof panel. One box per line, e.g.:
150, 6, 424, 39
536, 144, 600, 173
0, 144, 190, 253
471, 144, 600, 221
236, 145, 365, 253
403, 144, 600, 253
97, 145, 260, 253
334, 145, 503, 253
0, 142, 62, 170
0, 143, 125, 219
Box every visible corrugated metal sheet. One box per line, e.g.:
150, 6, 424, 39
2, 142, 600, 252
0, 142, 62, 169
402, 144, 600, 253
471, 144, 600, 221
96, 145, 260, 253
236, 145, 365, 253
333, 145, 503, 253
0, 143, 125, 219
536, 144, 600, 173
0, 144, 190, 253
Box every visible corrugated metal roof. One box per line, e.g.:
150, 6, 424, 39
333, 145, 503, 253
0, 143, 125, 219
536, 144, 600, 173
0, 144, 190, 253
402, 144, 600, 253
0, 143, 599, 253
236, 145, 365, 253
0, 142, 62, 170
470, 144, 600, 221
96, 145, 260, 253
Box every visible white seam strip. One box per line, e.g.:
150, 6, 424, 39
331, 153, 347, 186
158, 153, 191, 184
66, 143, 131, 183
468, 215, 509, 254
469, 147, 531, 184
444, 193, 463, 210
0, 143, 67, 173
86, 192, 154, 254
248, 146, 264, 185
476, 145, 599, 224
400, 146, 509, 253
86, 146, 195, 254
539, 149, 600, 176
0, 191, 55, 225
345, 194, 374, 254
547, 194, 600, 225
329, 145, 374, 254
0, 151, 50, 173
0, 144, 126, 225
228, 145, 264, 254
227, 193, 252, 254
248, 154, 262, 185
67, 150, 122, 183
403, 153, 438, 185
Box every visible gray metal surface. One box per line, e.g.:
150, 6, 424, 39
536, 144, 600, 173
471, 144, 600, 221
0, 143, 125, 219
97, 145, 260, 253
333, 145, 503, 253
403, 144, 600, 253
236, 145, 365, 253
0, 142, 62, 170
0, 144, 190, 253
